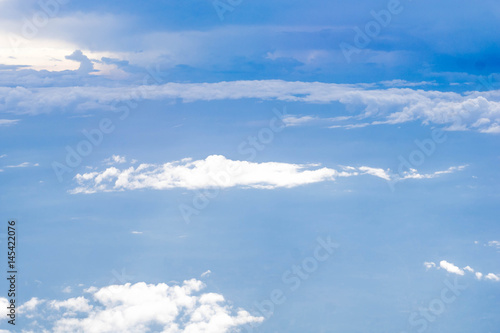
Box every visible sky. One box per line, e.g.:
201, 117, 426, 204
0, 0, 499, 332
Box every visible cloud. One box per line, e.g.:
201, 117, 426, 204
487, 240, 500, 249
131, 231, 143, 235
398, 165, 468, 180
65, 50, 95, 75
2, 80, 499, 133
4, 162, 39, 168
484, 273, 500, 282
50, 296, 92, 313
13, 279, 263, 333
282, 115, 317, 127
424, 262, 436, 270
329, 123, 371, 130
378, 80, 438, 88
282, 115, 353, 127
103, 155, 127, 165
439, 260, 465, 276
357, 166, 391, 181
62, 286, 72, 294
18, 297, 45, 314
0, 0, 499, 85
463, 266, 474, 273
201, 270, 212, 278
70, 155, 465, 194
0, 119, 19, 126
71, 155, 340, 193
426, 260, 500, 282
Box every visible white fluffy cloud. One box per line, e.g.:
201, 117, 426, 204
49, 296, 93, 313
70, 155, 466, 194
18, 297, 45, 313
439, 260, 465, 276
484, 273, 500, 282
425, 260, 500, 282
2, 81, 500, 133
9, 279, 263, 333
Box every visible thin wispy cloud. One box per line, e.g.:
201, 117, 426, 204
201, 270, 212, 278
400, 166, 468, 180
439, 260, 465, 276
487, 240, 500, 249
283, 115, 353, 127
0, 119, 19, 126
61, 286, 72, 294
424, 262, 436, 270
5, 162, 39, 168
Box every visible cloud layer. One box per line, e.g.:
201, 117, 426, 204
70, 155, 466, 194
2, 80, 500, 133
12, 279, 263, 333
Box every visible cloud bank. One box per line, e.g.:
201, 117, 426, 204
2, 80, 500, 133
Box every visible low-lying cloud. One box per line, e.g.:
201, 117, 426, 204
2, 80, 500, 133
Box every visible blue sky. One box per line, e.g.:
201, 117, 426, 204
0, 0, 499, 332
